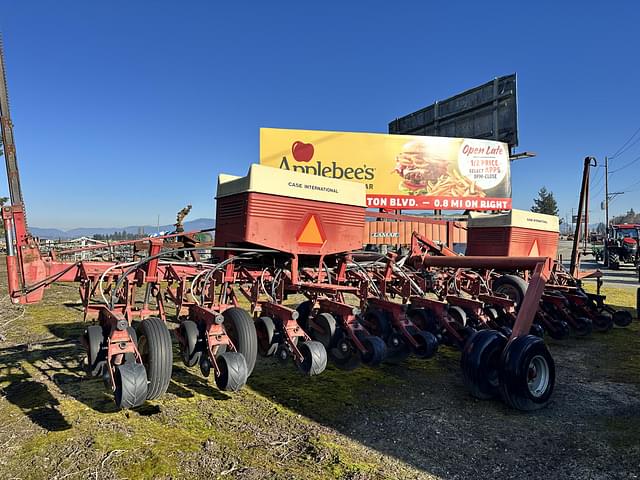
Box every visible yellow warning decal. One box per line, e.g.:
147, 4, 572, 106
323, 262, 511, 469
297, 214, 326, 246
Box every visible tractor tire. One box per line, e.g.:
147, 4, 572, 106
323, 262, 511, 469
493, 274, 528, 309
114, 361, 148, 409
461, 329, 507, 400
499, 335, 555, 411
298, 341, 327, 376
609, 253, 620, 270
179, 320, 201, 367
138, 317, 173, 400
222, 308, 257, 376
215, 352, 248, 392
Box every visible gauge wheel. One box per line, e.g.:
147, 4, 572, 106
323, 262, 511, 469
215, 352, 248, 392
113, 361, 148, 409
461, 329, 507, 400
298, 341, 327, 376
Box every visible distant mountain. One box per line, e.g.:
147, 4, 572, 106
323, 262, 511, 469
30, 218, 215, 239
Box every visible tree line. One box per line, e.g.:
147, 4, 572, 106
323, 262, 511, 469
92, 231, 145, 241
611, 208, 639, 225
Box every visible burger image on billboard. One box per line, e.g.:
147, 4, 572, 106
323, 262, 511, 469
394, 139, 452, 194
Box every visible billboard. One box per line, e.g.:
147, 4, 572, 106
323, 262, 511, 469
260, 128, 512, 211
389, 74, 518, 148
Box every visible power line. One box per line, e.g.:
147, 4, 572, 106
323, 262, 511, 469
609, 153, 640, 174
611, 135, 640, 160
592, 183, 605, 197
610, 126, 640, 159
590, 167, 604, 190
620, 176, 640, 192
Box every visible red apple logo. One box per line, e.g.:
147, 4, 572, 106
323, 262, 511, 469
292, 141, 314, 162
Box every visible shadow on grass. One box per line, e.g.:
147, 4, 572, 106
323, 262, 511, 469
0, 323, 232, 422
0, 341, 72, 431
62, 301, 85, 312
170, 364, 231, 401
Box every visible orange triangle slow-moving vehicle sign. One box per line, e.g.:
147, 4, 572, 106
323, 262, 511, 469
528, 239, 540, 257
296, 214, 326, 246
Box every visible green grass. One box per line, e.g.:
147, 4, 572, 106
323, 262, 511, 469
2, 271, 639, 479
0, 309, 418, 480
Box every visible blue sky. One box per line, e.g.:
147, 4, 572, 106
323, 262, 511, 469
1, 0, 639, 229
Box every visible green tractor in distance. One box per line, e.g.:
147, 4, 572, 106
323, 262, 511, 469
604, 224, 640, 270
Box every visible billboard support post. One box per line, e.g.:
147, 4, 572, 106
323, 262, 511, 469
605, 156, 609, 230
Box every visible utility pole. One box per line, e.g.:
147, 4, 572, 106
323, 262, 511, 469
604, 156, 609, 233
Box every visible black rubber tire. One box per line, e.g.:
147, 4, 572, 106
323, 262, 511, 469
85, 325, 105, 376
499, 335, 555, 411
298, 341, 327, 376
593, 313, 614, 333
547, 320, 571, 340
200, 356, 212, 377
484, 307, 500, 324
529, 323, 545, 338
407, 308, 439, 334
448, 306, 467, 326
362, 309, 392, 340
360, 336, 386, 366
383, 332, 411, 364
493, 274, 528, 309
114, 362, 148, 409
310, 312, 338, 348
296, 301, 313, 331
179, 320, 201, 367
215, 352, 248, 391
256, 316, 277, 357
329, 339, 361, 371
222, 308, 258, 376
409, 329, 438, 359
573, 317, 593, 336
444, 324, 476, 350
138, 317, 173, 400
499, 326, 513, 338
127, 327, 138, 345
609, 253, 620, 270
613, 310, 633, 327
461, 330, 508, 400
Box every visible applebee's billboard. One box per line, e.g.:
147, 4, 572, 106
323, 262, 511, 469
259, 128, 511, 210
